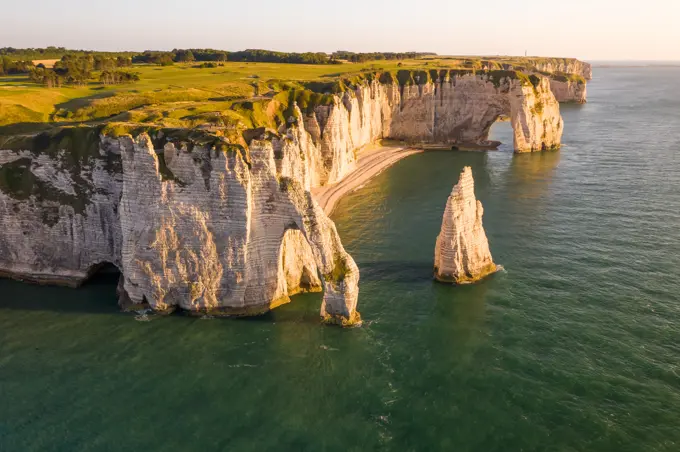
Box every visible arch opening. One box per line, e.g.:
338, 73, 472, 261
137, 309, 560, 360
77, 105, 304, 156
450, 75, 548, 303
277, 228, 323, 303
487, 116, 514, 152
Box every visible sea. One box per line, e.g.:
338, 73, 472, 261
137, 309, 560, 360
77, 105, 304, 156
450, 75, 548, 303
1, 65, 680, 451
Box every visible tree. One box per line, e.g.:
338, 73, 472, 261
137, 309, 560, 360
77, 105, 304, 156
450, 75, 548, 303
100, 70, 140, 85
174, 49, 195, 63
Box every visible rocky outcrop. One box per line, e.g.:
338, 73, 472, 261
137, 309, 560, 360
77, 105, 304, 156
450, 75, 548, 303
500, 59, 591, 102
299, 71, 563, 171
0, 126, 361, 325
549, 79, 587, 103
526, 58, 592, 80
0, 129, 123, 286
434, 167, 496, 284
252, 71, 563, 190
0, 69, 565, 324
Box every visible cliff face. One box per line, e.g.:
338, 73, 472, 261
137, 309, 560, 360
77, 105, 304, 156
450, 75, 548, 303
550, 79, 587, 103
528, 59, 593, 80
301, 72, 563, 178
0, 124, 360, 325
268, 72, 563, 189
0, 70, 564, 323
0, 131, 122, 286
118, 132, 359, 324
434, 167, 496, 284
499, 59, 591, 103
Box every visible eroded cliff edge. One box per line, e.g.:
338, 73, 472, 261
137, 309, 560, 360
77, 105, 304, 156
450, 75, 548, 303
292, 70, 564, 159
0, 68, 566, 323
499, 58, 591, 103
0, 126, 360, 325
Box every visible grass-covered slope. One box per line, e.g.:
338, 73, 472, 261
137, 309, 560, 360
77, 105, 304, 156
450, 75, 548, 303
0, 57, 584, 138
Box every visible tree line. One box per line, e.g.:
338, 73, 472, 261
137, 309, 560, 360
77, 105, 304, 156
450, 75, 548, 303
132, 49, 331, 65
227, 49, 331, 64
1, 47, 440, 74
29, 55, 137, 87
119, 49, 437, 65
331, 51, 436, 63
0, 47, 137, 60
0, 57, 34, 75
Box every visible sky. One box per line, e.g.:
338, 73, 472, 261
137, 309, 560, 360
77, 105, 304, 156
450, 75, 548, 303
1, 0, 679, 61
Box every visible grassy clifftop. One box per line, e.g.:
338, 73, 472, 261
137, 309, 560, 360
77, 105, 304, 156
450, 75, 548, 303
0, 56, 585, 140
0, 61, 566, 208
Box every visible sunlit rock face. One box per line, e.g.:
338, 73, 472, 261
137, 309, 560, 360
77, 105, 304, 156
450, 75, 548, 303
549, 79, 587, 103
434, 166, 496, 284
0, 70, 566, 324
530, 60, 593, 81
0, 130, 360, 326
301, 72, 563, 160
117, 134, 360, 324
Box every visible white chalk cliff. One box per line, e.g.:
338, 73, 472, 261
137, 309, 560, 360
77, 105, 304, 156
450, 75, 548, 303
0, 126, 360, 325
528, 59, 593, 81
549, 79, 587, 103
434, 167, 496, 284
501, 58, 591, 103
301, 71, 564, 167
0, 69, 569, 323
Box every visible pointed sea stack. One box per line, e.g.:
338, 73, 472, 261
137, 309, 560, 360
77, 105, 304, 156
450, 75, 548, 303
434, 167, 496, 284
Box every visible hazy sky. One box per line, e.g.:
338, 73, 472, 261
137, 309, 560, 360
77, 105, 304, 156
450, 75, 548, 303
2, 0, 679, 60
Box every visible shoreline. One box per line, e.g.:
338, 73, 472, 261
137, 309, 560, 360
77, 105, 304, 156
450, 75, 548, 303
312, 144, 424, 215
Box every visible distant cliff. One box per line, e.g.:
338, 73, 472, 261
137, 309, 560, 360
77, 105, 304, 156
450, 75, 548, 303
549, 77, 587, 104
528, 58, 592, 81
500, 58, 591, 103
296, 69, 563, 169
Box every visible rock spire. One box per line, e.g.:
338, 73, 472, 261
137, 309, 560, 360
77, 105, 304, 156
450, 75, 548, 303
434, 167, 496, 284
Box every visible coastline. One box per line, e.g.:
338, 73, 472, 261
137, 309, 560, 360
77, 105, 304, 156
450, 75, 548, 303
312, 144, 424, 215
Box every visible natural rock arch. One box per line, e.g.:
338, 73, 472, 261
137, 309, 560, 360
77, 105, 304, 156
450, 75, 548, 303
274, 227, 323, 305
383, 73, 564, 152
0, 70, 569, 327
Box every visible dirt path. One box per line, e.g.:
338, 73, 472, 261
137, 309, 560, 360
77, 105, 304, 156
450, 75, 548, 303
312, 145, 424, 215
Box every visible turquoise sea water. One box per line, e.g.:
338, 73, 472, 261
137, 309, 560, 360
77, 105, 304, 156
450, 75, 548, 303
2, 67, 680, 451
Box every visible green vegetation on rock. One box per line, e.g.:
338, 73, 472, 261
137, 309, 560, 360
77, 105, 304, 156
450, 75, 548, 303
0, 55, 585, 157
326, 255, 350, 283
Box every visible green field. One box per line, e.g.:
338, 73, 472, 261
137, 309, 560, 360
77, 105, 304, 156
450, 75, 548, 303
0, 61, 404, 128
0, 56, 583, 139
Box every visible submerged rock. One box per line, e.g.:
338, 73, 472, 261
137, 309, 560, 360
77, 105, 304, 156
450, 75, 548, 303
434, 167, 496, 284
